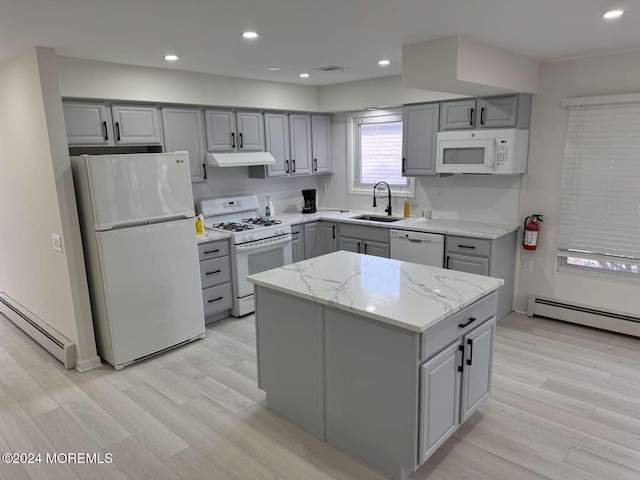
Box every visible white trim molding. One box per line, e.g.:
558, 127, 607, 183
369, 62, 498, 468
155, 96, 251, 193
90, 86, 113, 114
561, 93, 640, 107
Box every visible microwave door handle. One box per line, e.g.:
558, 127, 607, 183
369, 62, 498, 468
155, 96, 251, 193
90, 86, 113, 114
488, 140, 497, 168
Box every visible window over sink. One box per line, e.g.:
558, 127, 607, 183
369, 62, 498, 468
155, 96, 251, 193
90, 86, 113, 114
347, 109, 415, 197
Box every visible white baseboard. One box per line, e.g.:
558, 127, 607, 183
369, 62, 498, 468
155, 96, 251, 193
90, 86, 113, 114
75, 356, 102, 373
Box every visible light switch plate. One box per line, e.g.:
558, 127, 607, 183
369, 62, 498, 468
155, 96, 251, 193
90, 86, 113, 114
52, 234, 63, 253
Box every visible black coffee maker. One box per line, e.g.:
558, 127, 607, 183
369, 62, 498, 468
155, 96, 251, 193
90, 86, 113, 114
302, 189, 317, 214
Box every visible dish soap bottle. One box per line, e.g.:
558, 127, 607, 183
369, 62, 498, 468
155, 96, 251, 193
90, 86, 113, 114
195, 214, 205, 235
403, 197, 410, 218
265, 195, 274, 218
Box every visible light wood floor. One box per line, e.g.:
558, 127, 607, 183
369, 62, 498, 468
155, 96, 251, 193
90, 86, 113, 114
0, 311, 639, 480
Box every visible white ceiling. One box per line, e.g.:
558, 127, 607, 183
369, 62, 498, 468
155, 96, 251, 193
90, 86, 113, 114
1, 0, 640, 86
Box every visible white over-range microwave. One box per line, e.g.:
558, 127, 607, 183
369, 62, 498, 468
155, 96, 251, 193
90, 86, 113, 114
436, 129, 529, 174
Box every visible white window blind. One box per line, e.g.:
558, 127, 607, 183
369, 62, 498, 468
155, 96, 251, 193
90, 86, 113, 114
559, 103, 640, 261
357, 118, 407, 187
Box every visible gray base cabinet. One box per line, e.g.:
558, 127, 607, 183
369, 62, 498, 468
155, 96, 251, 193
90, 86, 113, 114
445, 231, 516, 321
291, 224, 304, 263
338, 224, 390, 258
198, 239, 232, 323
304, 222, 321, 259
255, 286, 498, 480
321, 222, 339, 254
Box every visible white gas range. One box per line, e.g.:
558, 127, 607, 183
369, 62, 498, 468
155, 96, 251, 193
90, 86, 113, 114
199, 195, 293, 317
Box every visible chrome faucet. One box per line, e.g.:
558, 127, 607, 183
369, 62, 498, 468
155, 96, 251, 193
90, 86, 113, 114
372, 181, 392, 216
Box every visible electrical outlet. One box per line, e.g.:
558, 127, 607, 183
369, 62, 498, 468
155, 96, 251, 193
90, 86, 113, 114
523, 258, 533, 272
437, 186, 445, 198
52, 234, 63, 253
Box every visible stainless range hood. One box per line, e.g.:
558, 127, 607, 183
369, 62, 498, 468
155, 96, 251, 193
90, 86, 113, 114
206, 152, 276, 167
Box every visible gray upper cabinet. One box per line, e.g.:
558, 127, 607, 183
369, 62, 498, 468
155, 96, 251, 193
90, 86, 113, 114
402, 104, 439, 176
439, 100, 476, 131
162, 107, 207, 183
439, 95, 531, 130
111, 105, 162, 145
289, 114, 312, 176
205, 110, 236, 151
264, 113, 290, 178
205, 110, 265, 152
236, 111, 265, 151
64, 102, 113, 146
477, 96, 517, 128
311, 115, 332, 174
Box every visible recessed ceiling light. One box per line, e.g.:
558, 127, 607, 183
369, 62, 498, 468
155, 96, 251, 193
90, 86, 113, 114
267, 67, 281, 71
603, 9, 624, 19
164, 54, 179, 61
378, 59, 391, 66
299, 73, 310, 78
242, 31, 259, 39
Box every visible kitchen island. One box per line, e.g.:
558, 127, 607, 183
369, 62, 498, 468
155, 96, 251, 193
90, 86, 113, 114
247, 251, 503, 480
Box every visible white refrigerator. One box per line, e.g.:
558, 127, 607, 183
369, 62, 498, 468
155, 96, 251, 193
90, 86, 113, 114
72, 153, 205, 370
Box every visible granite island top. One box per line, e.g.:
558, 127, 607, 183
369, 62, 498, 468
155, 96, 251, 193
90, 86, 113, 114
247, 250, 503, 333
272, 210, 518, 240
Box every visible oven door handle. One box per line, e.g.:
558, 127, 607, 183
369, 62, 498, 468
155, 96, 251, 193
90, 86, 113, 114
235, 234, 293, 252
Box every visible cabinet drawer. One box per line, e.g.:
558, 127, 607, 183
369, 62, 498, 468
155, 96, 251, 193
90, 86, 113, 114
200, 257, 231, 288
202, 283, 232, 316
420, 292, 497, 361
198, 240, 230, 260
339, 224, 389, 243
446, 236, 490, 257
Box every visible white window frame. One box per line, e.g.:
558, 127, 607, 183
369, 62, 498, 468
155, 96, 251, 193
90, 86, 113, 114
557, 94, 640, 282
347, 109, 415, 197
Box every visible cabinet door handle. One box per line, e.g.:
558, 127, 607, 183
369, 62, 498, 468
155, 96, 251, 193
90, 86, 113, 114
239, 132, 244, 149
480, 107, 486, 125
458, 317, 476, 329
208, 296, 224, 303
446, 255, 450, 268
314, 158, 317, 171
206, 269, 222, 276
357, 242, 361, 253
466, 338, 474, 366
285, 160, 289, 173
470, 108, 475, 126
115, 122, 121, 141
458, 345, 464, 372
332, 225, 335, 239
203, 249, 220, 254
402, 158, 406, 173
458, 244, 476, 249
364, 243, 368, 254
203, 163, 207, 180
231, 132, 236, 149
102, 121, 108, 141
292, 159, 296, 173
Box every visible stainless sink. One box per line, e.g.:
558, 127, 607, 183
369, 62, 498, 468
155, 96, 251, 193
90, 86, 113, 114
351, 214, 403, 223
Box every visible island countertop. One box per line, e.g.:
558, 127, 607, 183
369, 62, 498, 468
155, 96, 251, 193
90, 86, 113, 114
247, 250, 503, 333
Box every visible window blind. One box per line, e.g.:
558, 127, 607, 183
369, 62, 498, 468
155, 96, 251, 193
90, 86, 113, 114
357, 120, 406, 186
559, 103, 640, 260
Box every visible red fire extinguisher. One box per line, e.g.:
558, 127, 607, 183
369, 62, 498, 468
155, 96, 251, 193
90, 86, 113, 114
523, 214, 543, 250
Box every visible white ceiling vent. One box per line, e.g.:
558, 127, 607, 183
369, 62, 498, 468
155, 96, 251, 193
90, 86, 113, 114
314, 65, 349, 72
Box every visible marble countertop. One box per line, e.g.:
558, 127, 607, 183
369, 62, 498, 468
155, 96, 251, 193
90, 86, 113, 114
248, 251, 503, 333
273, 210, 518, 240
197, 230, 231, 244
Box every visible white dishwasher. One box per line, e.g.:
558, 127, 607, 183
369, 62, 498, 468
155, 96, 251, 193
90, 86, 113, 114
390, 230, 445, 267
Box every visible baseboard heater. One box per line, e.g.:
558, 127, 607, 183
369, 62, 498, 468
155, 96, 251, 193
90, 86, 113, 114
527, 295, 640, 338
0, 292, 76, 369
